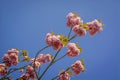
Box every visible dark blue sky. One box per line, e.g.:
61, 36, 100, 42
0, 0, 120, 80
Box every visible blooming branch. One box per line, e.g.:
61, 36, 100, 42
0, 12, 104, 80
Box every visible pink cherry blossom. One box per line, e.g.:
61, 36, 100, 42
20, 73, 30, 80
66, 43, 80, 57
0, 64, 8, 76
2, 49, 19, 67
9, 53, 19, 66
72, 60, 84, 75
73, 25, 86, 36
45, 54, 52, 62
46, 33, 64, 50
31, 58, 41, 69
26, 66, 34, 74
52, 35, 63, 50
2, 54, 11, 67
67, 12, 83, 28
58, 71, 70, 80
37, 54, 52, 64
46, 33, 53, 46
25, 66, 36, 79
8, 48, 19, 55
87, 19, 103, 36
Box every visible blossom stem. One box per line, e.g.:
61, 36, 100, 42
68, 34, 77, 41
39, 49, 61, 80
54, 53, 67, 63
38, 30, 76, 80
51, 67, 71, 80
34, 45, 50, 60
68, 27, 72, 38
34, 45, 50, 79
1, 63, 32, 80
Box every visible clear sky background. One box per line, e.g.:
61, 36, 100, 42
0, 0, 120, 80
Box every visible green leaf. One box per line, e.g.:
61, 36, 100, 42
67, 71, 73, 76
80, 59, 86, 72
74, 12, 79, 17
50, 54, 53, 59
60, 35, 69, 46
75, 43, 83, 52
102, 24, 105, 26
18, 57, 20, 62
98, 19, 102, 23
15, 48, 20, 51
51, 31, 54, 35
22, 50, 28, 56
81, 23, 89, 30
66, 67, 70, 71
18, 78, 23, 80
80, 59, 84, 65
23, 56, 30, 62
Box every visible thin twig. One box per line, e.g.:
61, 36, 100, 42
51, 67, 71, 80
38, 49, 61, 80
68, 27, 72, 38
1, 63, 32, 80
54, 53, 67, 63
33, 45, 50, 79
68, 34, 77, 41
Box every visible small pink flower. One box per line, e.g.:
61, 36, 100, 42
0, 69, 8, 76
8, 49, 19, 55
67, 12, 83, 28
2, 49, 19, 67
37, 54, 52, 64
66, 43, 80, 57
9, 53, 19, 66
31, 58, 41, 69
58, 71, 70, 80
73, 25, 86, 36
20, 66, 36, 80
72, 60, 84, 75
20, 73, 30, 80
87, 19, 103, 36
46, 33, 53, 46
2, 54, 9, 61
2, 54, 11, 67
37, 54, 46, 64
52, 37, 63, 50
0, 64, 8, 76
5, 61, 11, 67
0, 64, 6, 72
26, 66, 34, 74
46, 33, 64, 50
25, 66, 36, 79
8, 49, 19, 66
45, 54, 52, 62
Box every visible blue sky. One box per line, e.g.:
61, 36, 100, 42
0, 0, 120, 80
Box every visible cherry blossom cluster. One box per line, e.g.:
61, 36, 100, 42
66, 43, 81, 57
67, 13, 83, 27
2, 49, 19, 67
31, 54, 52, 69
72, 60, 85, 75
67, 12, 103, 36
0, 64, 8, 76
58, 60, 85, 80
19, 66, 36, 80
0, 12, 104, 80
87, 19, 103, 35
46, 33, 64, 50
58, 71, 70, 80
